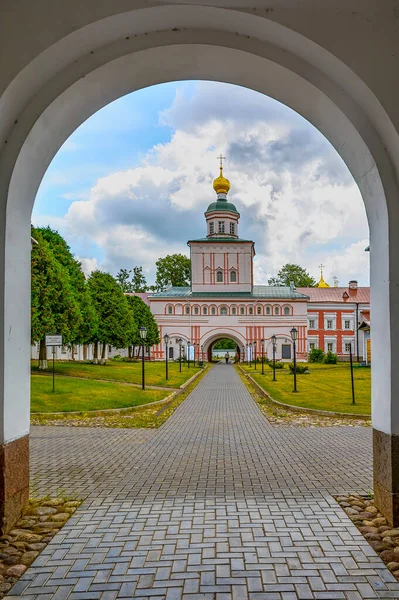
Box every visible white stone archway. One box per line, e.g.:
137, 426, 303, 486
1, 2, 399, 528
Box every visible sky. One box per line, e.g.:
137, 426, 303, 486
32, 80, 370, 287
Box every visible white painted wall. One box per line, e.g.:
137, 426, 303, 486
0, 1, 399, 442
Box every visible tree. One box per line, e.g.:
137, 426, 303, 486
116, 268, 133, 293
131, 266, 148, 292
268, 264, 316, 287
154, 254, 191, 290
126, 295, 160, 357
213, 338, 236, 350
31, 231, 82, 369
35, 226, 98, 348
87, 271, 133, 362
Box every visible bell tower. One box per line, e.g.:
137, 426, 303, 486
188, 158, 255, 293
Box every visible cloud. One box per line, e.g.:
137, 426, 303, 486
77, 256, 99, 277
38, 81, 369, 286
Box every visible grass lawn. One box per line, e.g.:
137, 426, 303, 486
31, 374, 169, 413
31, 360, 201, 388
239, 362, 371, 415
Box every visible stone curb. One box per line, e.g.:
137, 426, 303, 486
179, 365, 209, 389
238, 365, 370, 420
32, 391, 176, 418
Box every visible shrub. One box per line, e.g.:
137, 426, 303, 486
323, 351, 337, 364
288, 363, 309, 374
268, 361, 284, 370
112, 354, 123, 361
309, 348, 324, 363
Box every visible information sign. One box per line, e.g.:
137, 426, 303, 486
45, 335, 63, 346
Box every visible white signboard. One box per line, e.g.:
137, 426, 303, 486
45, 335, 63, 346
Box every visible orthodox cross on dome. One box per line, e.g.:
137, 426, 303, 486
217, 153, 226, 171
317, 264, 330, 288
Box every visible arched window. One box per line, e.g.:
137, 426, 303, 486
203, 306, 208, 315
211, 307, 216, 315
275, 306, 279, 315
249, 307, 253, 315
220, 307, 228, 315
168, 305, 173, 314
216, 271, 223, 283
240, 307, 245, 315
194, 307, 199, 315
209, 222, 214, 235
185, 306, 190, 315
257, 306, 262, 315
230, 270, 237, 282
232, 307, 236, 315
266, 306, 271, 315
169, 347, 174, 359
283, 306, 290, 315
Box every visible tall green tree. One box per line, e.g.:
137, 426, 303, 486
126, 295, 160, 358
34, 226, 98, 347
268, 263, 316, 287
87, 271, 133, 362
116, 268, 133, 293
131, 266, 148, 292
155, 254, 191, 290
31, 231, 82, 369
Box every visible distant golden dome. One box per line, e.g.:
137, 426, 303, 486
213, 165, 230, 195
316, 266, 330, 288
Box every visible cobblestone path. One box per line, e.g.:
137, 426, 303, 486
11, 365, 399, 599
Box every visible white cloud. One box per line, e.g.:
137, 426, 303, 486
77, 257, 99, 277
40, 81, 370, 285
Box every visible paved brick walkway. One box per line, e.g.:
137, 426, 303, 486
11, 365, 399, 599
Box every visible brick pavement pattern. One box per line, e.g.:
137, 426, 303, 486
10, 364, 399, 599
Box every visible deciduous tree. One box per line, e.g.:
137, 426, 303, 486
154, 254, 191, 291
268, 264, 316, 288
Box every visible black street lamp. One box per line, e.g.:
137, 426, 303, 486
253, 340, 257, 370
139, 326, 147, 390
249, 342, 252, 368
261, 339, 265, 375
187, 341, 190, 368
290, 327, 298, 393
192, 342, 196, 367
242, 345, 245, 364
201, 344, 204, 364
178, 338, 183, 372
163, 333, 170, 380
271, 334, 277, 381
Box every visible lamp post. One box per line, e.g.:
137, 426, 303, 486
253, 340, 257, 370
201, 344, 204, 364
163, 333, 170, 381
249, 342, 252, 368
192, 342, 196, 367
139, 326, 147, 390
290, 327, 298, 393
242, 346, 245, 364
178, 338, 182, 372
271, 334, 277, 381
187, 341, 190, 368
261, 339, 265, 375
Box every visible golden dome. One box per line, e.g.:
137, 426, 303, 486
213, 165, 230, 195
316, 266, 330, 288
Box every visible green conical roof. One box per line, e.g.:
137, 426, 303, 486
205, 198, 239, 214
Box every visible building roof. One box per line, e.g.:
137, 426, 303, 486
188, 237, 253, 244
205, 200, 239, 214
150, 285, 309, 300
297, 286, 370, 303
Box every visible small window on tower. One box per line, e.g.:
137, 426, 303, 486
232, 307, 236, 315
266, 306, 271, 315
216, 271, 223, 283
283, 307, 290, 315
194, 307, 199, 315
203, 307, 208, 315
168, 306, 173, 314
220, 307, 228, 315
240, 307, 245, 315
211, 307, 216, 315
218, 221, 225, 234
230, 222, 235, 235
249, 307, 253, 315
257, 306, 262, 315
230, 270, 237, 282
209, 222, 214, 235
275, 306, 279, 315
185, 306, 190, 315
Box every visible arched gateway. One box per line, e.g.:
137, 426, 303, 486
1, 2, 399, 529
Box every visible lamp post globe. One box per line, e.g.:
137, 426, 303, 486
290, 328, 298, 392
